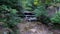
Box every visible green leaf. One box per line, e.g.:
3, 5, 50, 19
10, 9, 17, 14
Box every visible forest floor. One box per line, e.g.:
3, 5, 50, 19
17, 22, 59, 34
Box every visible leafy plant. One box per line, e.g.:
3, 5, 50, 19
0, 4, 22, 34
51, 11, 60, 24
33, 6, 47, 17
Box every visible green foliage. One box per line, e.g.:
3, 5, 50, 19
0, 5, 21, 26
50, 11, 60, 29
33, 6, 47, 17
51, 11, 60, 24
21, 0, 60, 11
21, 0, 34, 11
0, 4, 22, 34
54, 0, 60, 3
10, 9, 18, 14
0, 0, 23, 34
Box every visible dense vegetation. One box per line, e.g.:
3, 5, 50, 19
0, 0, 23, 34
0, 0, 60, 34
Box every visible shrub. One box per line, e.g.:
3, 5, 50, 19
0, 5, 22, 34
50, 11, 60, 29
51, 11, 60, 24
